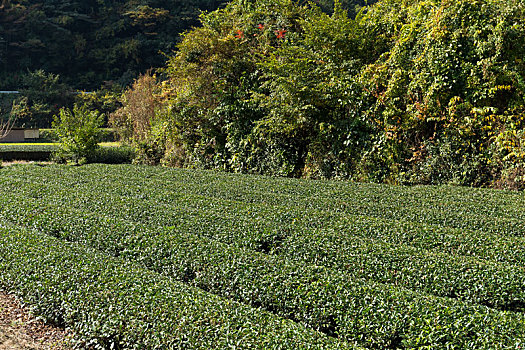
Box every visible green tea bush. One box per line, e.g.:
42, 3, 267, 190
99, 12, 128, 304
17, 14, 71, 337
2, 164, 525, 346
0, 144, 56, 161
2, 194, 525, 348
2, 163, 525, 235
0, 145, 132, 163
4, 185, 525, 313
87, 146, 135, 164
0, 223, 351, 349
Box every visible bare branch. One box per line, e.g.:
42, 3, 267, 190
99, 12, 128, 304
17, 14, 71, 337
0, 114, 17, 139
0, 98, 21, 140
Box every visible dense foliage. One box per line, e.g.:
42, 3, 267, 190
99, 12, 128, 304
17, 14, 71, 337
0, 224, 348, 349
0, 0, 230, 128
113, 0, 525, 188
360, 0, 525, 187
0, 0, 229, 90
0, 164, 525, 347
52, 104, 103, 164
0, 0, 372, 129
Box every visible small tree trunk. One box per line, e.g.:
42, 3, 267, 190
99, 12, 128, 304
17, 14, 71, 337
0, 115, 16, 140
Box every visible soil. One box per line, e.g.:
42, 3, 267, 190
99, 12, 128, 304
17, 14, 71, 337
0, 291, 70, 350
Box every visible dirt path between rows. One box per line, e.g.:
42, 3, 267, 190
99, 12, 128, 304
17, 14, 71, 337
0, 291, 70, 350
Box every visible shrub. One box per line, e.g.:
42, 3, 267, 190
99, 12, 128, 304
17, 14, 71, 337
110, 75, 159, 142
52, 104, 103, 164
359, 0, 525, 185
38, 128, 59, 142
88, 146, 135, 164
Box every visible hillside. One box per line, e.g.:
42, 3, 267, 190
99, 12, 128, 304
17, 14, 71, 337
0, 0, 370, 90
0, 0, 227, 90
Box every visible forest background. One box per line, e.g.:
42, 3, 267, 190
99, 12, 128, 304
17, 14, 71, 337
1, 0, 524, 189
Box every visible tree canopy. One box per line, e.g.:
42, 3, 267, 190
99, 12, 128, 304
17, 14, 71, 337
0, 0, 227, 90
112, 0, 525, 188
0, 0, 371, 128
3, 0, 524, 189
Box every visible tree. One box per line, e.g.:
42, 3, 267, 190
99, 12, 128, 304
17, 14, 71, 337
1, 0, 229, 90
0, 110, 17, 139
52, 104, 103, 164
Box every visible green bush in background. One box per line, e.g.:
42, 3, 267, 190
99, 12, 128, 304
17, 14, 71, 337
40, 128, 116, 143
110, 0, 525, 189
52, 105, 104, 164
358, 0, 525, 187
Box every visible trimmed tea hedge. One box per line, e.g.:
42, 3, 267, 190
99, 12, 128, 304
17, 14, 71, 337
2, 175, 525, 313
0, 145, 133, 163
0, 223, 351, 349
0, 144, 55, 161
28, 163, 524, 234
2, 163, 524, 236
1, 196, 525, 348
2, 166, 525, 266
86, 146, 134, 164
1, 164, 525, 348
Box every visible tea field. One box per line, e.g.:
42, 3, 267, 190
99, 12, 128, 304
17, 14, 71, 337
0, 164, 524, 349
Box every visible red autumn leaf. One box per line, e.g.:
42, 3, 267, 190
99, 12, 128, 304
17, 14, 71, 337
275, 29, 286, 39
